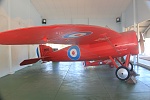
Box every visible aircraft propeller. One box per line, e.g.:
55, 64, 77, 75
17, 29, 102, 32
139, 32, 145, 53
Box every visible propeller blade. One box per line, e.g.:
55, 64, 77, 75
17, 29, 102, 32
139, 33, 145, 53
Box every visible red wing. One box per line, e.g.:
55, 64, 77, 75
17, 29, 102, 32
0, 24, 121, 45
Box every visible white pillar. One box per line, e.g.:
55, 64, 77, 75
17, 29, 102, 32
8, 0, 14, 74
133, 0, 136, 31
137, 23, 139, 64
133, 0, 137, 65
28, 0, 31, 59
121, 12, 125, 32
28, 0, 31, 26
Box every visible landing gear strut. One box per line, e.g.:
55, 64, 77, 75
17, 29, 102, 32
109, 54, 137, 82
123, 62, 133, 71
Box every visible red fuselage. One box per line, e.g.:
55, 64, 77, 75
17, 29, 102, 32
48, 31, 139, 61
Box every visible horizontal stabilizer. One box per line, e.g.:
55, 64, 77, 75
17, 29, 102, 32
20, 56, 52, 66
20, 58, 41, 66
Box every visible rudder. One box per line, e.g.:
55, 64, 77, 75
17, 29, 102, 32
37, 45, 53, 58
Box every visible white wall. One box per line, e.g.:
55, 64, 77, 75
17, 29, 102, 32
0, 46, 10, 76
124, 0, 150, 28
11, 45, 28, 72
46, 18, 121, 32
89, 18, 121, 32
124, 1, 134, 28
0, 0, 41, 77
137, 0, 150, 23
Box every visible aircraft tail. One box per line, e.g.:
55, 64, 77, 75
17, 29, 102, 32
20, 45, 53, 66
37, 45, 53, 58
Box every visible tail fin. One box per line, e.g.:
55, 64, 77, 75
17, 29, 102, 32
37, 45, 53, 57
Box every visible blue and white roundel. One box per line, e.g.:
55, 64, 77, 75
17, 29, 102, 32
68, 46, 80, 60
64, 32, 92, 38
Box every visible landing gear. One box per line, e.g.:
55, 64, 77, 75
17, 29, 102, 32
115, 66, 130, 81
109, 54, 136, 81
128, 62, 133, 71
123, 62, 133, 71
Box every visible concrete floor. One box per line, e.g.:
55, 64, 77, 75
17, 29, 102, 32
0, 62, 150, 100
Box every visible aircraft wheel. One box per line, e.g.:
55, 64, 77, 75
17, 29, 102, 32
99, 61, 103, 65
123, 62, 133, 71
115, 66, 130, 81
83, 61, 86, 67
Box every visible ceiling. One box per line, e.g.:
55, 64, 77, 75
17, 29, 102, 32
31, 0, 132, 20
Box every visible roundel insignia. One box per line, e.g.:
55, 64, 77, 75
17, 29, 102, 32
64, 32, 92, 38
68, 46, 80, 60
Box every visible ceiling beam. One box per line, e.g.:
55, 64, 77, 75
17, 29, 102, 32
143, 23, 150, 34
139, 26, 150, 28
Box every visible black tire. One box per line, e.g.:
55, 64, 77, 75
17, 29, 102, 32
115, 66, 130, 81
123, 62, 133, 71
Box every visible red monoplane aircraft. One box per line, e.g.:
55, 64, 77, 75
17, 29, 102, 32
0, 24, 139, 81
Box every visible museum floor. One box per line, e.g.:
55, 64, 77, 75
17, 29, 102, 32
0, 62, 150, 100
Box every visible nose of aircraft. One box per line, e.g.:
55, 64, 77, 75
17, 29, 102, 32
124, 31, 139, 55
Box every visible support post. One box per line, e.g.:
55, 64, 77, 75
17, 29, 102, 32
115, 58, 124, 66
8, 0, 14, 74
137, 24, 139, 65
133, 0, 137, 65
109, 56, 118, 68
124, 54, 130, 67
28, 0, 31, 26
